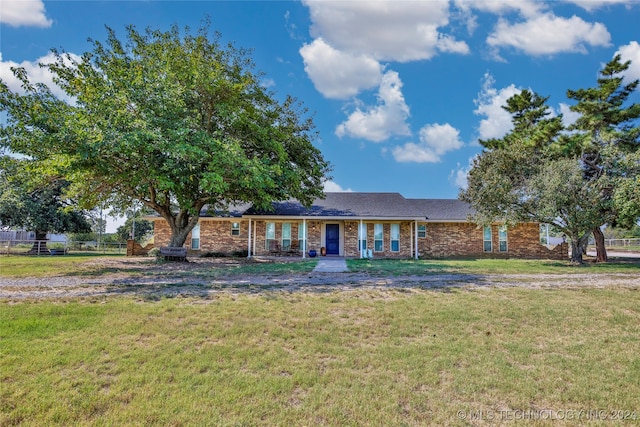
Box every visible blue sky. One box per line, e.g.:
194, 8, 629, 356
2, 0, 640, 231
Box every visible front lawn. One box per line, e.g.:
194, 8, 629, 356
347, 257, 640, 275
2, 288, 639, 426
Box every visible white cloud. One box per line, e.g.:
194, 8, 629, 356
261, 78, 275, 88
323, 180, 353, 192
455, 0, 544, 19
616, 41, 640, 86
302, 0, 468, 62
487, 14, 611, 57
392, 123, 464, 163
565, 0, 634, 12
448, 157, 476, 190
335, 71, 411, 142
0, 52, 78, 102
558, 102, 581, 127
299, 38, 382, 100
473, 73, 520, 141
0, 0, 52, 27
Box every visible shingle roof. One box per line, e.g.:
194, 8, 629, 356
408, 198, 475, 221
245, 192, 420, 218
149, 193, 475, 221
200, 203, 252, 218
244, 192, 474, 221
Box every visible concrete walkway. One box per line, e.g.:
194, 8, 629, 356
312, 257, 349, 273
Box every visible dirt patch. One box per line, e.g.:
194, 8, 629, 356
1, 256, 640, 300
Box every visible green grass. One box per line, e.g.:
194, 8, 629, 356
2, 289, 639, 426
0, 254, 128, 278
0, 255, 318, 279
347, 257, 640, 275
3, 255, 638, 280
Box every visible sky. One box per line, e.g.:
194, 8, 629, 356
2, 0, 640, 231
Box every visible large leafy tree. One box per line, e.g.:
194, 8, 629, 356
461, 90, 609, 263
461, 56, 639, 264
0, 156, 91, 252
564, 55, 640, 262
0, 24, 331, 247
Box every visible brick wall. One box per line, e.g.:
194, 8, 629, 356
153, 218, 567, 260
418, 222, 567, 260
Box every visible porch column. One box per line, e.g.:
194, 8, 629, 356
360, 219, 364, 259
414, 220, 419, 260
410, 221, 414, 260
253, 220, 257, 256
247, 218, 252, 258
302, 219, 306, 259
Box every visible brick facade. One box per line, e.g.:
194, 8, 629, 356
152, 218, 568, 260
417, 222, 567, 260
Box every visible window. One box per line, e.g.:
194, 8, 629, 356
191, 223, 200, 250
483, 226, 492, 252
374, 223, 383, 252
418, 224, 426, 238
390, 223, 400, 252
231, 222, 240, 236
298, 223, 306, 252
282, 223, 291, 251
358, 223, 367, 252
499, 226, 508, 252
266, 222, 276, 250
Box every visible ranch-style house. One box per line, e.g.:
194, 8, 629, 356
149, 192, 567, 260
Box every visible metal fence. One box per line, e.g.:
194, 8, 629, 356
0, 240, 128, 256
603, 238, 640, 249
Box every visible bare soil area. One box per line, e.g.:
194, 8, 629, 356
1, 257, 640, 300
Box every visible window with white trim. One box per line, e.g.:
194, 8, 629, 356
282, 223, 291, 251
483, 226, 492, 252
374, 223, 383, 252
191, 223, 200, 250
390, 224, 400, 252
499, 226, 508, 252
418, 224, 426, 238
266, 222, 276, 250
231, 222, 240, 236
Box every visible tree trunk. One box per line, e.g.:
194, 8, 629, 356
166, 211, 200, 248
569, 233, 589, 264
592, 227, 608, 263
28, 231, 49, 255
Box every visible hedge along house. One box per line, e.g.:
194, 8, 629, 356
150, 192, 568, 260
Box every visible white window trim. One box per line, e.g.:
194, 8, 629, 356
390, 223, 400, 252
499, 226, 508, 252
483, 226, 492, 253
231, 222, 240, 236
191, 223, 201, 250
374, 223, 383, 252
418, 224, 427, 238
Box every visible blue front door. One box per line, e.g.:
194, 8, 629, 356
326, 224, 340, 255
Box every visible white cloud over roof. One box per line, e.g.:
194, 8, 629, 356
302, 0, 468, 62
392, 123, 464, 163
299, 38, 382, 100
335, 71, 411, 142
0, 0, 52, 27
323, 180, 353, 192
473, 74, 520, 141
